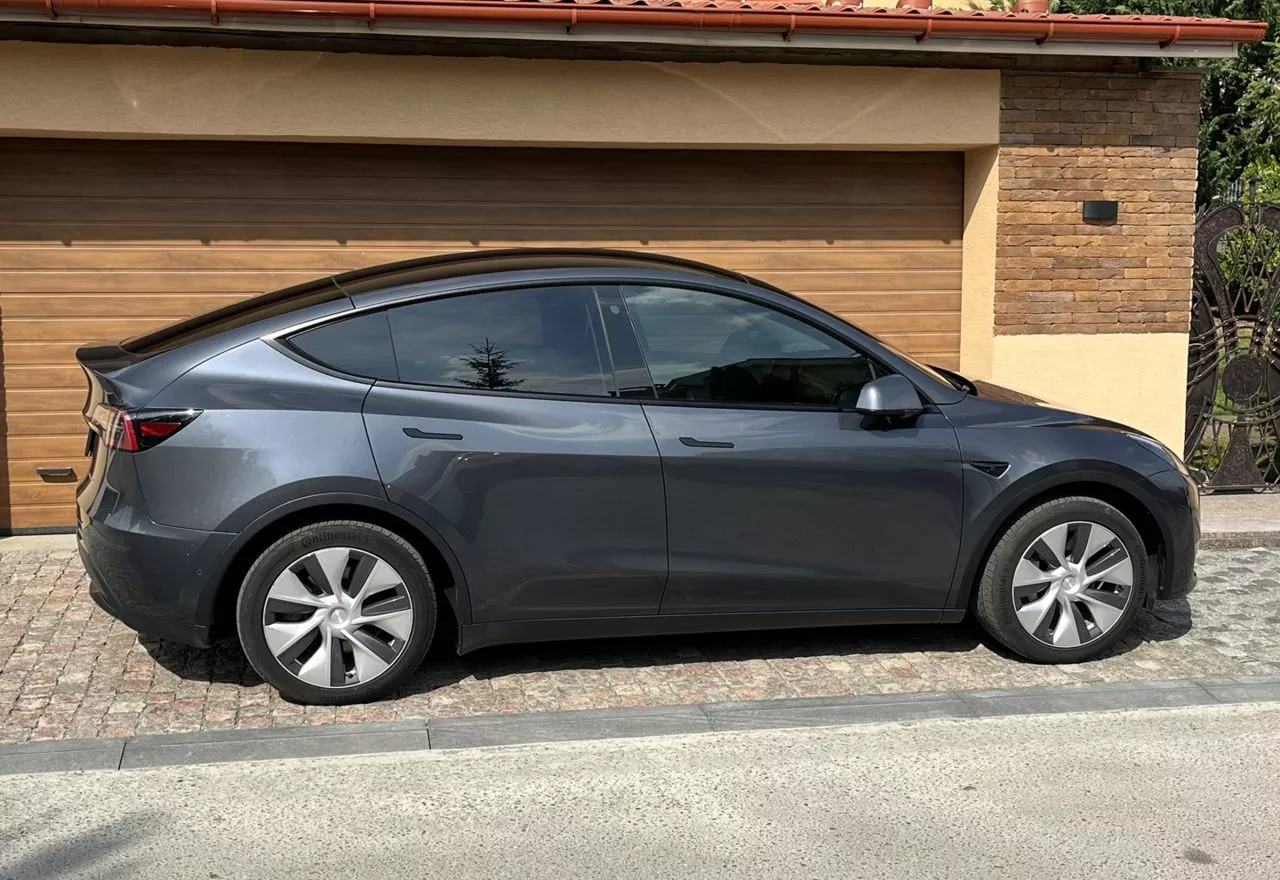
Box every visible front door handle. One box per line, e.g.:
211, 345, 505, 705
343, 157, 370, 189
679, 436, 735, 449
403, 428, 464, 441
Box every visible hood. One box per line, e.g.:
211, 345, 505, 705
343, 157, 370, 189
969, 379, 1055, 408
967, 378, 1145, 437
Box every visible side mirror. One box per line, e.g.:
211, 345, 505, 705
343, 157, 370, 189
849, 374, 924, 420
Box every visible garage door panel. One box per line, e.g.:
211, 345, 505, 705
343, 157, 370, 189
5, 389, 91, 413
0, 273, 322, 294
5, 436, 87, 460
0, 294, 244, 318
2, 141, 960, 180
2, 223, 967, 245
6, 202, 963, 235
2, 341, 87, 366
802, 292, 963, 314
0, 245, 963, 272
0, 176, 966, 207
2, 318, 172, 342
0, 505, 76, 530
6, 482, 79, 507
2, 365, 87, 388
1, 269, 963, 295
4, 457, 88, 485
748, 271, 961, 293
5, 413, 89, 437
850, 312, 961, 334
0, 139, 963, 529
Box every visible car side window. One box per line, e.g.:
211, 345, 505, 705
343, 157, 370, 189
287, 309, 398, 380
386, 286, 613, 397
620, 285, 883, 408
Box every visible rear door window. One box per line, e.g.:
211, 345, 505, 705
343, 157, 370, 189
386, 286, 614, 397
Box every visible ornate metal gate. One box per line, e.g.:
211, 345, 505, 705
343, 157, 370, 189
1185, 191, 1280, 491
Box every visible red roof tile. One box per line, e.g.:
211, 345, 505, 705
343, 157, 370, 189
1, 0, 1267, 47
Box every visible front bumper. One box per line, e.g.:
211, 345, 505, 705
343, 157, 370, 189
1146, 468, 1199, 602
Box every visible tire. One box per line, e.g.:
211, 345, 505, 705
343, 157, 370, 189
236, 520, 437, 705
974, 496, 1148, 663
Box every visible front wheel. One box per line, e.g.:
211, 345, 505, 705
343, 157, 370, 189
236, 520, 437, 704
974, 496, 1148, 663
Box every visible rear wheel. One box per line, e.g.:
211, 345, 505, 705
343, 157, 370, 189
236, 520, 436, 704
974, 496, 1148, 663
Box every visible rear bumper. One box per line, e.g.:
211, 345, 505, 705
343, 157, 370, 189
78, 515, 232, 649
86, 562, 213, 648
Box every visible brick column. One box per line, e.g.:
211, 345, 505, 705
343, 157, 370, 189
989, 69, 1202, 448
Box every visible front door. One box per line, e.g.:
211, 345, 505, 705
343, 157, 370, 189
618, 284, 964, 614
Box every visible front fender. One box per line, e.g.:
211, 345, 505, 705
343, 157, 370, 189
945, 460, 1169, 610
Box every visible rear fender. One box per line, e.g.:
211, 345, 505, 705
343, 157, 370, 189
198, 492, 473, 631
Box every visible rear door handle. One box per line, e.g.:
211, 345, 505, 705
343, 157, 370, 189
679, 436, 734, 449
403, 428, 464, 441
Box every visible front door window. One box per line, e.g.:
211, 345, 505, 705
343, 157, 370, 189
620, 285, 883, 408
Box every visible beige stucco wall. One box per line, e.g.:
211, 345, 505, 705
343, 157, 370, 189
991, 333, 1189, 450
960, 146, 999, 380
0, 41, 999, 148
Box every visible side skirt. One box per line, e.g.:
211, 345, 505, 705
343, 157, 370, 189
458, 608, 967, 654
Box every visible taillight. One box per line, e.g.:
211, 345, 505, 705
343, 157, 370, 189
87, 405, 200, 452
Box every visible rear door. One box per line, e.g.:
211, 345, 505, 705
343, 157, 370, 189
358, 284, 668, 623
617, 283, 965, 614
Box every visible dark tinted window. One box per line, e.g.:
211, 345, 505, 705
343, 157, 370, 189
621, 285, 882, 408
288, 310, 398, 380
388, 286, 612, 397
125, 280, 345, 356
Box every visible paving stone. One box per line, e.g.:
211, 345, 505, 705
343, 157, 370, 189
0, 545, 1278, 742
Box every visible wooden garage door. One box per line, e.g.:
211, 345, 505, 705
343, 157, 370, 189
0, 139, 963, 529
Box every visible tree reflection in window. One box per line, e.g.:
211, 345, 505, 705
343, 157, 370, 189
387, 286, 609, 397
459, 338, 525, 391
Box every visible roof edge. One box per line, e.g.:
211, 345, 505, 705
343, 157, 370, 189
0, 0, 1265, 57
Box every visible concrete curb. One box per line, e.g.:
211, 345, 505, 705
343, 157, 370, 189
2, 675, 1278, 776
1199, 530, 1280, 550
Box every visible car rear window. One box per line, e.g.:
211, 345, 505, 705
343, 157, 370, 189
123, 280, 346, 356
287, 310, 399, 380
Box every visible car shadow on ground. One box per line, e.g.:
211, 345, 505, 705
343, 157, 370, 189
137, 597, 1196, 700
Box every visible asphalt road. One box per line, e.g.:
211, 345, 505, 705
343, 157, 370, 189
2, 703, 1278, 880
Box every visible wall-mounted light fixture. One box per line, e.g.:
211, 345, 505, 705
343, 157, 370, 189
1083, 200, 1119, 223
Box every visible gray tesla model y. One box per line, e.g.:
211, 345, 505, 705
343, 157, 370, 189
76, 250, 1198, 704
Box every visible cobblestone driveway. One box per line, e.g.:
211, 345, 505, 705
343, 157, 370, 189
1, 543, 1278, 744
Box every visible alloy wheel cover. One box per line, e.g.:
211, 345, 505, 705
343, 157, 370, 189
1011, 521, 1134, 648
262, 547, 415, 688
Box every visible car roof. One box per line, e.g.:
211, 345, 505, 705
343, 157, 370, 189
332, 248, 754, 296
